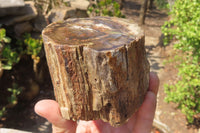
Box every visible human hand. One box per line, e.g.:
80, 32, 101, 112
34, 72, 159, 133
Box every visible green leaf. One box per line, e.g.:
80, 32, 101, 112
3, 37, 11, 43
2, 64, 12, 70
0, 28, 6, 40
95, 9, 100, 14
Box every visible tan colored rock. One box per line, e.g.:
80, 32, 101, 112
42, 17, 150, 127
70, 0, 90, 10
33, 15, 49, 32
47, 7, 88, 24
47, 7, 76, 23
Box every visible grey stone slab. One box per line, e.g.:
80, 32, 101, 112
0, 1, 37, 25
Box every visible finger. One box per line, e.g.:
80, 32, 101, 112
132, 72, 159, 132
76, 120, 101, 133
133, 91, 157, 133
34, 99, 77, 133
149, 72, 160, 95
126, 72, 159, 131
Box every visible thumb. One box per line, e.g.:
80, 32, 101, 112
34, 99, 77, 133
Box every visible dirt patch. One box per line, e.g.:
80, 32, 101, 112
0, 56, 54, 132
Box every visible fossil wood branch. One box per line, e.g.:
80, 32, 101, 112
42, 17, 150, 127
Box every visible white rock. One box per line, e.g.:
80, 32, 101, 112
0, 0, 24, 8
0, 128, 32, 133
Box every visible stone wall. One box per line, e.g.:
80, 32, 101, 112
0, 0, 90, 37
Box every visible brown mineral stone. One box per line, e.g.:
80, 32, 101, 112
42, 17, 150, 127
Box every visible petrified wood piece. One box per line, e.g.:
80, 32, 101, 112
42, 17, 150, 127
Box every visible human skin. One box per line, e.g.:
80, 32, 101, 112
34, 72, 159, 133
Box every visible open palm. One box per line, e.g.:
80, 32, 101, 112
35, 72, 159, 133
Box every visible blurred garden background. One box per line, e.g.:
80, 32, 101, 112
0, 0, 199, 132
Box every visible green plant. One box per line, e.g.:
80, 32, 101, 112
0, 28, 20, 70
0, 83, 22, 118
23, 33, 43, 73
0, 30, 42, 118
162, 0, 200, 123
1, 45, 20, 70
23, 33, 42, 60
164, 55, 200, 123
7, 83, 22, 107
0, 107, 6, 118
0, 28, 11, 46
88, 0, 125, 18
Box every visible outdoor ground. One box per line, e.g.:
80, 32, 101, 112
0, 0, 199, 133
122, 0, 199, 133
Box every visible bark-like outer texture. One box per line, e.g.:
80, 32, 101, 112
42, 17, 150, 127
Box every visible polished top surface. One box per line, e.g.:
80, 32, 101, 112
42, 17, 140, 51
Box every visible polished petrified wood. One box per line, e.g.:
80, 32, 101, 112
42, 17, 150, 127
